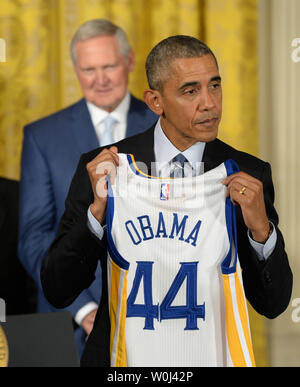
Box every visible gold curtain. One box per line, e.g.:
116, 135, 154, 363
0, 0, 266, 366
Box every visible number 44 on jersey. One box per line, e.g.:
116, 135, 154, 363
127, 261, 205, 330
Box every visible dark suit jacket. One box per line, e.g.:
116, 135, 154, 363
0, 178, 36, 315
19, 95, 158, 354
41, 126, 293, 367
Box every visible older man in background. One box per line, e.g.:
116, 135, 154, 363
19, 19, 157, 356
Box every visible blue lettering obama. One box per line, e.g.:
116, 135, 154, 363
125, 212, 202, 247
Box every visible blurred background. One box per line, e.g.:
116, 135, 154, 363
0, 0, 299, 366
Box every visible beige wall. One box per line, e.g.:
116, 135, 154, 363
259, 0, 300, 366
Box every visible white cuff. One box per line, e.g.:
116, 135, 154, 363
74, 302, 98, 326
87, 206, 105, 240
248, 221, 277, 261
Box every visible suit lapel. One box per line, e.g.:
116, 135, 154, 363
71, 99, 99, 154
71, 97, 147, 154
133, 126, 156, 173
118, 125, 156, 175
202, 138, 230, 172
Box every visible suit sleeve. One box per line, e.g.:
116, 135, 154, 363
19, 126, 57, 288
237, 161, 293, 318
41, 153, 106, 309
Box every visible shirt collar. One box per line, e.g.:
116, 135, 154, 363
86, 91, 130, 127
154, 118, 206, 166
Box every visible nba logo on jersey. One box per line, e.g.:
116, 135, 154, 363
160, 183, 169, 200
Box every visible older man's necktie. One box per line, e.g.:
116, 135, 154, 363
100, 115, 117, 147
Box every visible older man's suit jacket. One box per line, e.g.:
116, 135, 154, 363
19, 96, 158, 355
41, 125, 293, 366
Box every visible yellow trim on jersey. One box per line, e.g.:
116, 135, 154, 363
128, 153, 165, 179
109, 259, 128, 367
128, 153, 178, 180
115, 271, 128, 367
223, 274, 246, 366
234, 273, 256, 366
222, 272, 255, 367
109, 261, 120, 358
128, 154, 156, 178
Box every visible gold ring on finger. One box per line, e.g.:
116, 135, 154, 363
239, 186, 246, 195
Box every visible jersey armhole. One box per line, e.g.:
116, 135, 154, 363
222, 159, 240, 274
106, 175, 130, 270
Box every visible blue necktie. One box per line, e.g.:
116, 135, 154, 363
100, 115, 116, 147
170, 154, 189, 177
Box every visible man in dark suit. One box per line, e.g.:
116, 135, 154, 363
41, 35, 292, 366
0, 177, 36, 316
18, 19, 157, 356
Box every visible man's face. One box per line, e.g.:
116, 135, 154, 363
157, 55, 222, 150
74, 35, 134, 112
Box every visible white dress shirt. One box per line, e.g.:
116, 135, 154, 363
154, 120, 206, 177
86, 91, 131, 145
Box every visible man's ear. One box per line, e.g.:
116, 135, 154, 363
127, 49, 135, 72
143, 89, 163, 115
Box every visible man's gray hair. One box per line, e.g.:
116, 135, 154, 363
71, 19, 131, 64
146, 35, 218, 92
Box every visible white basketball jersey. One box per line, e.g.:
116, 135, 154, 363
106, 153, 255, 367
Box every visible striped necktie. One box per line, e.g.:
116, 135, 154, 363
100, 115, 117, 147
170, 153, 189, 178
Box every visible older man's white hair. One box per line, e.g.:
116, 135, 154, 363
70, 19, 131, 64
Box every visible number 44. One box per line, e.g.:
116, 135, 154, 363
127, 261, 205, 330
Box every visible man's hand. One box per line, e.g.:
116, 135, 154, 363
222, 171, 270, 243
86, 146, 119, 225
81, 309, 98, 338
